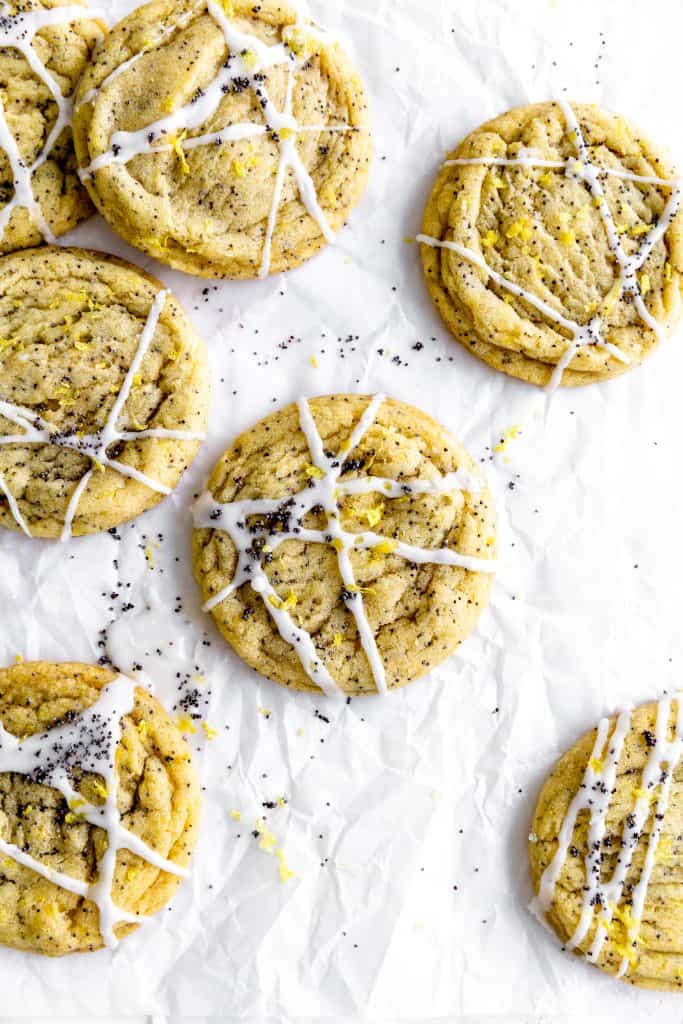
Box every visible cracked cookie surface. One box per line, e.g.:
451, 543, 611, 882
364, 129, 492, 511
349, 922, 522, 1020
0, 660, 200, 956
193, 394, 496, 696
73, 0, 372, 279
0, 0, 105, 252
421, 102, 683, 387
0, 246, 210, 539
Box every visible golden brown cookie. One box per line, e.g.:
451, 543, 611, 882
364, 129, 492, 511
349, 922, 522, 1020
0, 0, 105, 252
530, 694, 683, 991
0, 660, 200, 955
0, 246, 210, 540
420, 101, 683, 388
72, 0, 371, 279
193, 393, 496, 697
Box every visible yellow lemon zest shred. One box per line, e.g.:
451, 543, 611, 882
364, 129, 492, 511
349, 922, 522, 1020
170, 131, 190, 174
176, 715, 197, 735
600, 281, 622, 316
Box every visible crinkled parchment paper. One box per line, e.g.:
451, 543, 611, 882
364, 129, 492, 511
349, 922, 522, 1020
2, 0, 683, 1018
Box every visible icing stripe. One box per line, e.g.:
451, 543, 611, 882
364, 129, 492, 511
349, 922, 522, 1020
0, 674, 189, 948
445, 155, 676, 187
0, 289, 205, 539
194, 395, 496, 697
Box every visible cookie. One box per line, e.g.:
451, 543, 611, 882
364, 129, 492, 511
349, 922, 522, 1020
530, 694, 683, 991
0, 246, 209, 540
72, 0, 371, 280
419, 101, 683, 389
193, 394, 496, 697
0, 0, 105, 252
0, 660, 200, 955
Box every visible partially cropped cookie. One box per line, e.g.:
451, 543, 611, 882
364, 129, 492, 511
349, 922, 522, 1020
0, 247, 209, 539
193, 394, 496, 697
72, 0, 371, 279
0, 0, 105, 252
530, 694, 683, 991
0, 661, 200, 955
420, 101, 683, 388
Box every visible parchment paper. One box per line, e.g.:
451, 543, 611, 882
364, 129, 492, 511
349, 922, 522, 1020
2, 0, 683, 1017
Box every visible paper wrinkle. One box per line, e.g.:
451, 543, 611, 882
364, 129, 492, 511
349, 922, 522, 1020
0, 0, 683, 1017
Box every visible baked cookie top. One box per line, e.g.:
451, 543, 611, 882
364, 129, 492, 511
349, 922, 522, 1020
72, 0, 371, 280
530, 694, 683, 991
0, 660, 200, 955
0, 246, 209, 540
0, 0, 105, 252
193, 394, 496, 697
420, 101, 683, 389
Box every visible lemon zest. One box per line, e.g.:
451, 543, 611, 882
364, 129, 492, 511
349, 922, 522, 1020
176, 715, 197, 735
277, 847, 295, 882
505, 217, 533, 242
255, 818, 277, 853
493, 424, 521, 454
600, 280, 622, 316
90, 779, 108, 800
170, 131, 190, 174
357, 501, 384, 528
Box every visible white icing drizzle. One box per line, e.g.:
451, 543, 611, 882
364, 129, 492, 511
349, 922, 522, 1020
0, 289, 206, 540
78, 0, 354, 277
0, 1, 102, 243
0, 673, 189, 948
531, 695, 683, 978
194, 394, 496, 698
422, 101, 682, 390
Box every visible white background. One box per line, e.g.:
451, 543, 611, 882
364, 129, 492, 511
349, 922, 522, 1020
2, 0, 683, 1019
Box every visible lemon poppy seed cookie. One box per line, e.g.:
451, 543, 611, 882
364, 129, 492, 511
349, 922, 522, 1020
0, 661, 200, 955
530, 694, 683, 991
0, 247, 209, 539
0, 0, 105, 252
193, 394, 496, 698
72, 0, 371, 280
420, 101, 683, 389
